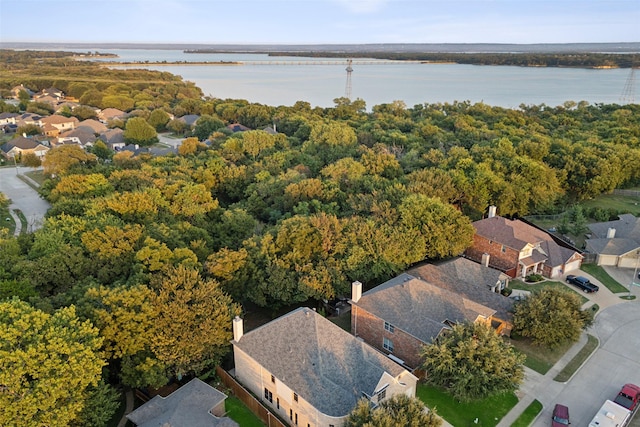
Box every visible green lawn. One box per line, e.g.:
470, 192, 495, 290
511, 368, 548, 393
417, 383, 518, 427
580, 264, 629, 293
554, 334, 599, 382
508, 336, 574, 374
511, 400, 543, 427
0, 205, 16, 235
328, 311, 351, 332
225, 395, 265, 427
24, 169, 46, 186
509, 280, 588, 305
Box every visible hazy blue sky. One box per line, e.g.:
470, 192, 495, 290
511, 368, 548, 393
1, 0, 638, 44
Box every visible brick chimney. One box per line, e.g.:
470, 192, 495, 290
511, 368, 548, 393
232, 316, 243, 342
488, 205, 497, 218
351, 281, 362, 303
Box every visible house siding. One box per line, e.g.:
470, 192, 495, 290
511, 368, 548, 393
233, 346, 346, 427
351, 306, 425, 369
465, 235, 521, 278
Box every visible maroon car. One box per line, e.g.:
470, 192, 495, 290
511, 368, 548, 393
552, 404, 570, 426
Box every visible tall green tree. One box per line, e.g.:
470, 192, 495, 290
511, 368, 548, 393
421, 322, 525, 401
123, 117, 158, 146
0, 300, 105, 426
512, 288, 593, 348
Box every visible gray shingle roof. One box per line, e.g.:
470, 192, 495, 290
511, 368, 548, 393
409, 258, 514, 322
126, 378, 238, 427
233, 307, 405, 417
356, 273, 495, 345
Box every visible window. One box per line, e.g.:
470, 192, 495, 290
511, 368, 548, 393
295, 413, 298, 425
383, 337, 394, 352
377, 389, 386, 402
290, 409, 293, 421
264, 388, 273, 403
293, 392, 298, 402
277, 398, 280, 409
384, 321, 395, 333
271, 374, 275, 383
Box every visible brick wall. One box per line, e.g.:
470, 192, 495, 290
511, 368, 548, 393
465, 234, 521, 277
352, 305, 426, 369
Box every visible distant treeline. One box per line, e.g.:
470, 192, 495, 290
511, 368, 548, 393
186, 49, 639, 68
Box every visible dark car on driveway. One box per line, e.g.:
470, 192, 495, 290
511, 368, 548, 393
552, 403, 570, 426
566, 275, 599, 293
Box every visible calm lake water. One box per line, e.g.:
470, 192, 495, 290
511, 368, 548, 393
75, 48, 635, 109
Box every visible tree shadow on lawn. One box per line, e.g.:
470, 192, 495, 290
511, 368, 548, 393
417, 383, 518, 427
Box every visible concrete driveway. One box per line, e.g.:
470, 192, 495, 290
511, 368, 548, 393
0, 166, 50, 233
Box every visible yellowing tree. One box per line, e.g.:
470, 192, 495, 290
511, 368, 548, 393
42, 144, 97, 176
0, 300, 104, 426
150, 266, 240, 379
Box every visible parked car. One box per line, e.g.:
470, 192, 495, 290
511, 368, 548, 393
566, 275, 599, 293
552, 403, 570, 426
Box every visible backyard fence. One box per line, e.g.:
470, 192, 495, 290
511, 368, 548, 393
216, 366, 288, 427
613, 189, 640, 198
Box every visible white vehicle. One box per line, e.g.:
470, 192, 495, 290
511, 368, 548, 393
589, 400, 632, 427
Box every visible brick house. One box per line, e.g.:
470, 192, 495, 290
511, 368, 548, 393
465, 206, 583, 279
232, 307, 417, 427
350, 272, 501, 369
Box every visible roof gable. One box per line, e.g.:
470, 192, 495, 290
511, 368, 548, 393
356, 273, 496, 345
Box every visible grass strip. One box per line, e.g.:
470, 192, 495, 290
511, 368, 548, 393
225, 395, 265, 427
554, 334, 598, 382
14, 209, 27, 233
580, 264, 629, 293
511, 399, 543, 427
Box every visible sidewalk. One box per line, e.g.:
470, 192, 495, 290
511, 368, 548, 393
496, 332, 590, 426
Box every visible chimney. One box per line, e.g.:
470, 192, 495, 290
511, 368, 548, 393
488, 205, 497, 218
232, 316, 243, 342
351, 281, 362, 303
481, 253, 490, 267
273, 123, 277, 132
607, 228, 616, 239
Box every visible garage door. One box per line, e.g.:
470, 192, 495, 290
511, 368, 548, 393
564, 260, 582, 272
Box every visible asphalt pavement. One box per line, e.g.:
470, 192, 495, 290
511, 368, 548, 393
0, 165, 50, 233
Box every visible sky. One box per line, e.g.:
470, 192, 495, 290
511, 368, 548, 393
0, 0, 638, 45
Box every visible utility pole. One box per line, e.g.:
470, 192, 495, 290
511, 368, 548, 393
344, 59, 353, 100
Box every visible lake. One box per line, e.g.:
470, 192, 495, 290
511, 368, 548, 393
76, 48, 635, 109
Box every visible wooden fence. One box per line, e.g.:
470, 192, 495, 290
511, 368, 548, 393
613, 189, 640, 197
216, 366, 288, 427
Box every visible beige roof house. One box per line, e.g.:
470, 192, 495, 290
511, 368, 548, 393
1, 136, 49, 159
586, 214, 640, 267
232, 307, 417, 426
98, 108, 128, 122
39, 115, 79, 132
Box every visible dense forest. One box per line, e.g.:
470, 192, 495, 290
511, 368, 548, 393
1, 50, 640, 426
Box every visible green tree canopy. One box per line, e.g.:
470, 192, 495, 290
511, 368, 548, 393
345, 394, 442, 427
0, 299, 105, 426
421, 322, 525, 401
123, 116, 159, 146
512, 288, 593, 348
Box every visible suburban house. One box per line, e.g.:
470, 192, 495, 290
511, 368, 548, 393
11, 84, 34, 99
465, 206, 583, 279
585, 214, 640, 267
408, 257, 514, 334
77, 118, 108, 134
99, 128, 126, 150
0, 112, 19, 126
178, 114, 200, 127
126, 378, 238, 427
54, 127, 96, 147
227, 123, 251, 132
0, 136, 49, 160
38, 115, 78, 135
232, 307, 417, 427
16, 113, 43, 127
350, 272, 505, 369
98, 107, 128, 123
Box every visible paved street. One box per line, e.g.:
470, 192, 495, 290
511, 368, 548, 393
498, 269, 640, 427
0, 166, 50, 233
